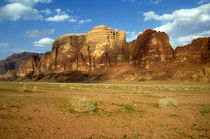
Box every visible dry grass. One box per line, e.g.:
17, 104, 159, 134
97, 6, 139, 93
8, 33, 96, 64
158, 97, 177, 108
0, 81, 209, 138
18, 83, 27, 92
69, 96, 95, 111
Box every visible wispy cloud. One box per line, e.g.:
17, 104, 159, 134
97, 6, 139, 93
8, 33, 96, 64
25, 29, 55, 37
0, 43, 10, 48
143, 3, 210, 47
122, 0, 162, 4
69, 18, 77, 23
33, 38, 54, 47
41, 9, 52, 15
79, 19, 92, 24
126, 31, 139, 42
46, 9, 70, 22
197, 0, 210, 5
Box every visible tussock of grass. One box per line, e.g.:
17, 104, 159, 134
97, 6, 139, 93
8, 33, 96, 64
158, 97, 177, 109
19, 84, 27, 92
200, 105, 210, 116
69, 96, 95, 111
32, 86, 38, 92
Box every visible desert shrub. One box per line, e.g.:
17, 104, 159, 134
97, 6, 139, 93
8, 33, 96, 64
158, 97, 177, 108
19, 83, 27, 92
32, 86, 38, 92
69, 96, 95, 111
60, 83, 67, 88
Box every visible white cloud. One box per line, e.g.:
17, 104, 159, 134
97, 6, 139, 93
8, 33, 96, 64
122, 0, 162, 4
143, 3, 210, 47
7, 0, 52, 6
126, 31, 139, 42
33, 38, 54, 47
79, 19, 92, 24
46, 9, 70, 22
69, 18, 77, 23
41, 9, 52, 15
149, 0, 162, 4
170, 30, 210, 47
0, 0, 52, 21
0, 3, 43, 21
25, 29, 55, 37
122, 0, 135, 2
197, 0, 210, 5
46, 14, 70, 22
0, 43, 10, 48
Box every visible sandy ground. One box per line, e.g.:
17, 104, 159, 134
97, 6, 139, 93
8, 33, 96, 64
0, 81, 209, 139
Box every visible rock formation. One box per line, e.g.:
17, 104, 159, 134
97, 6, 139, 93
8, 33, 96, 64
80, 25, 127, 71
1, 25, 209, 82
34, 34, 86, 75
0, 52, 41, 75
174, 37, 210, 64
131, 29, 174, 69
19, 25, 127, 76
17, 55, 41, 77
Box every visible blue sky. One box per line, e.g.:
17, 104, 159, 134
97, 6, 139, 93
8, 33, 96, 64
0, 0, 210, 60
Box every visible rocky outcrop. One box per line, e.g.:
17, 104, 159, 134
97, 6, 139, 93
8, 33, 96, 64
131, 29, 174, 69
27, 25, 127, 76
17, 55, 41, 77
0, 52, 41, 75
174, 37, 210, 64
80, 25, 127, 71
34, 34, 86, 75
2, 25, 209, 82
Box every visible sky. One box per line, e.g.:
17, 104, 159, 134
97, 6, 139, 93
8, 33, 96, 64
0, 0, 210, 60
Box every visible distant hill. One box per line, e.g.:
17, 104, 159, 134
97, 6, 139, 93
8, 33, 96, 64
0, 52, 42, 75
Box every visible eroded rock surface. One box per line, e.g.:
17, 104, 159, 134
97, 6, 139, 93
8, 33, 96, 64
174, 37, 210, 64
2, 25, 209, 82
131, 29, 174, 69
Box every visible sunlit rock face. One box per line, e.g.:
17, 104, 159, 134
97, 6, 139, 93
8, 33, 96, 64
17, 55, 40, 77
174, 37, 210, 64
14, 25, 210, 82
130, 28, 174, 69
80, 25, 127, 71
22, 25, 127, 75
33, 34, 87, 75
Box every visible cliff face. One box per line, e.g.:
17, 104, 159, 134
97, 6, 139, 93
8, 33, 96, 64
131, 29, 174, 68
34, 34, 86, 75
18, 25, 127, 76
174, 37, 210, 64
17, 55, 41, 77
8, 25, 210, 82
80, 25, 127, 71
0, 52, 41, 75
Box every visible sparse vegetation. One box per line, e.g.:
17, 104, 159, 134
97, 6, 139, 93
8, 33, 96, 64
0, 81, 209, 138
19, 83, 28, 92
158, 97, 177, 108
69, 96, 95, 111
32, 86, 38, 92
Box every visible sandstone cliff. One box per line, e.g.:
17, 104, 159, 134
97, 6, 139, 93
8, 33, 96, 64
4, 25, 210, 82
80, 25, 127, 71
131, 29, 174, 69
33, 34, 87, 75
18, 25, 127, 77
0, 52, 41, 76
174, 37, 210, 64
